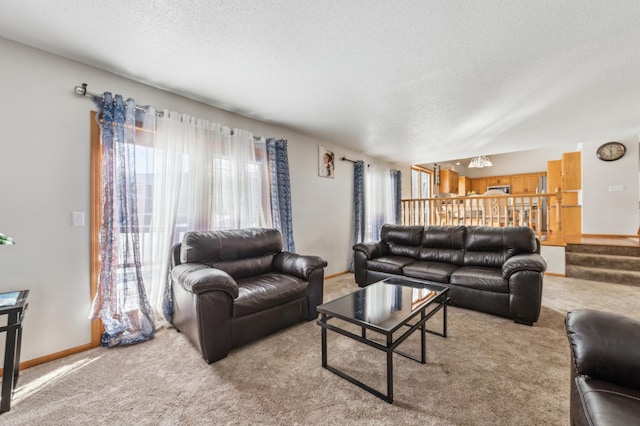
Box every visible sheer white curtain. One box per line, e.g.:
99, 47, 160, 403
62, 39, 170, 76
211, 129, 270, 229
141, 111, 271, 322
142, 111, 186, 322
365, 164, 395, 241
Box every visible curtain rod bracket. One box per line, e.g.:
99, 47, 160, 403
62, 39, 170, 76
74, 83, 89, 96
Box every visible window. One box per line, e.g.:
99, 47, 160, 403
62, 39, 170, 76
365, 165, 394, 241
411, 166, 432, 198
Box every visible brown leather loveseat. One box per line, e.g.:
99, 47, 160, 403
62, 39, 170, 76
170, 228, 327, 363
565, 309, 640, 425
353, 225, 546, 325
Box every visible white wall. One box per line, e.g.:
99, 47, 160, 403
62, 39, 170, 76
582, 136, 639, 235
0, 38, 402, 362
540, 245, 565, 275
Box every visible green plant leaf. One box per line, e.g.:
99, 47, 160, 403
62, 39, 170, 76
0, 233, 16, 245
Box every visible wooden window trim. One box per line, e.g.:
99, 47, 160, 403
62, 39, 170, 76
90, 111, 103, 347
411, 166, 434, 198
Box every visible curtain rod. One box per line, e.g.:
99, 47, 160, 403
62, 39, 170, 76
341, 156, 369, 167
341, 156, 357, 164
73, 83, 266, 140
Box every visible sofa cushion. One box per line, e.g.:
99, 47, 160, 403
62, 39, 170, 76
233, 273, 308, 318
381, 225, 423, 259
181, 228, 282, 264
380, 225, 424, 246
450, 266, 508, 293
403, 261, 458, 283
462, 226, 536, 268
418, 226, 465, 265
367, 256, 416, 274
574, 376, 640, 426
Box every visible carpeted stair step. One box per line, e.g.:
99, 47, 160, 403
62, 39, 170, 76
566, 252, 640, 271
566, 265, 640, 286
566, 244, 640, 257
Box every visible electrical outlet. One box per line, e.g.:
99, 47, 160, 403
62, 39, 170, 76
72, 211, 85, 227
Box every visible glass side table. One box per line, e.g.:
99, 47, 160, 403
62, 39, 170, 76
0, 289, 29, 414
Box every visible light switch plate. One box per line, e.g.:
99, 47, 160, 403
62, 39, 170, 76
72, 211, 85, 227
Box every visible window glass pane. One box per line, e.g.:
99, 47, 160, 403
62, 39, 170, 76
421, 172, 430, 198
411, 170, 419, 198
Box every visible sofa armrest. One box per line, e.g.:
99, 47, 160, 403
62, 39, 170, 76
353, 241, 388, 260
502, 253, 546, 279
273, 252, 327, 280
566, 309, 640, 389
171, 263, 239, 299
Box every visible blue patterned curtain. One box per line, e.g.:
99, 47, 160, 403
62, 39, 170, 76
89, 93, 155, 347
350, 160, 366, 271
390, 169, 402, 224
266, 139, 296, 252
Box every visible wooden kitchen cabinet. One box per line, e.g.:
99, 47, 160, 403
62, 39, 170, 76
468, 172, 545, 195
458, 175, 472, 196
548, 156, 579, 204
562, 151, 581, 190
547, 151, 582, 238
547, 160, 562, 193
511, 173, 542, 194
563, 206, 582, 237
486, 175, 511, 187
549, 205, 581, 236
470, 178, 487, 194
439, 169, 459, 194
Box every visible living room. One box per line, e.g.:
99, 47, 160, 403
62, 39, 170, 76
1, 2, 640, 424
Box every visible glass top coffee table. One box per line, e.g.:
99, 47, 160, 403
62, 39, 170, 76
316, 277, 449, 403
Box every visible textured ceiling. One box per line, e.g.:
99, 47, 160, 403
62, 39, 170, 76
1, 0, 639, 164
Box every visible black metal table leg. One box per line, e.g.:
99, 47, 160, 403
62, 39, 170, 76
386, 334, 393, 403
13, 323, 23, 390
321, 313, 327, 368
420, 309, 426, 363
443, 303, 448, 337
1, 313, 18, 414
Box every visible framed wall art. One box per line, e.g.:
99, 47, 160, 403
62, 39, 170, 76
319, 146, 335, 178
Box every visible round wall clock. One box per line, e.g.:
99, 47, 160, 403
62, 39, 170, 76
596, 142, 626, 161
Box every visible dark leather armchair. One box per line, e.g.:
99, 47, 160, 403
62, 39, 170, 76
170, 228, 327, 363
565, 309, 640, 425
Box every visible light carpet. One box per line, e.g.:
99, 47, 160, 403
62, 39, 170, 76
3, 274, 640, 425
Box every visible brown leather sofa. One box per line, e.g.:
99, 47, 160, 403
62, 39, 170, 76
353, 225, 546, 325
565, 309, 640, 425
170, 228, 327, 363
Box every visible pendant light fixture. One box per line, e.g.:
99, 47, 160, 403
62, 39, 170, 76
468, 156, 493, 168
